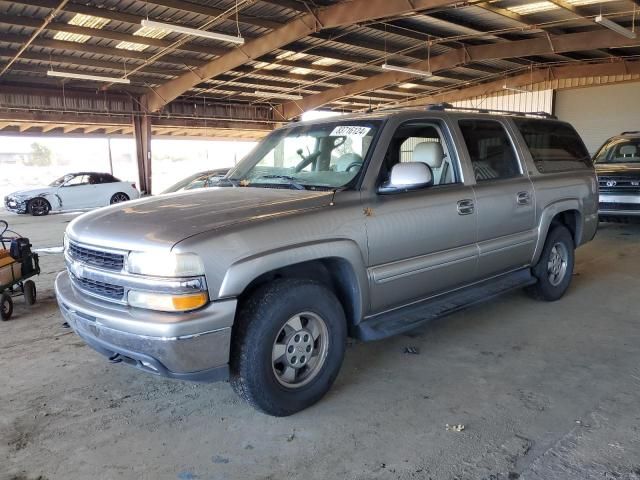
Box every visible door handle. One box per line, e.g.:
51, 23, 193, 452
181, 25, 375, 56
516, 191, 531, 206
457, 199, 475, 215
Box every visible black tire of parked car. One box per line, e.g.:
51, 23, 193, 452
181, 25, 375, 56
24, 280, 36, 306
230, 278, 347, 416
526, 224, 575, 301
110, 193, 130, 204
28, 198, 51, 216
1, 292, 13, 321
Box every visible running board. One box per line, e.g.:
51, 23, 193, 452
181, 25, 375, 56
353, 269, 536, 341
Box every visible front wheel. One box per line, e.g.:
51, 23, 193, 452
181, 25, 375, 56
28, 197, 50, 216
110, 193, 130, 204
230, 279, 347, 416
526, 225, 575, 301
1, 292, 13, 321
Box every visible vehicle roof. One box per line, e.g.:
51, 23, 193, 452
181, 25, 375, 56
66, 172, 116, 176
287, 105, 561, 129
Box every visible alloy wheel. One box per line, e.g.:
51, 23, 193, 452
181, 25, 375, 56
271, 312, 329, 389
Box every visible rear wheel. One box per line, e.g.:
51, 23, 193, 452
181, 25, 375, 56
1, 292, 13, 321
526, 225, 575, 301
230, 279, 347, 416
110, 193, 130, 204
24, 280, 36, 306
28, 197, 50, 216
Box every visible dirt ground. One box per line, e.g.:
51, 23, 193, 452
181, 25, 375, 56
1, 211, 640, 480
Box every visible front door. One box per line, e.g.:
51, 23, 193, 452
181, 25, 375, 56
57, 174, 97, 210
456, 119, 536, 276
365, 120, 478, 313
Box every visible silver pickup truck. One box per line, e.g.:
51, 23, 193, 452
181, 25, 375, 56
55, 105, 598, 416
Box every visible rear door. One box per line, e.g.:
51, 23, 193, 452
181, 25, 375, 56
456, 118, 536, 277
364, 118, 478, 313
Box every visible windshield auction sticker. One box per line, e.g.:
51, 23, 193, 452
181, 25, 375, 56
330, 126, 371, 137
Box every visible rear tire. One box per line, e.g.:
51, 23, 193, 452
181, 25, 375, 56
24, 280, 36, 306
28, 198, 50, 216
1, 292, 13, 321
230, 279, 347, 416
526, 225, 575, 301
110, 193, 130, 204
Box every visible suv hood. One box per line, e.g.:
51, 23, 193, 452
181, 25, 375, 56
67, 187, 335, 251
595, 163, 640, 176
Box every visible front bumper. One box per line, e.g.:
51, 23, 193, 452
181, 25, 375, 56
3, 196, 27, 214
599, 194, 640, 217
55, 271, 236, 382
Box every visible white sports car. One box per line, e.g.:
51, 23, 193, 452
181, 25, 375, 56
4, 172, 140, 216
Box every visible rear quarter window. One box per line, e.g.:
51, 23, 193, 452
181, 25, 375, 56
514, 119, 592, 173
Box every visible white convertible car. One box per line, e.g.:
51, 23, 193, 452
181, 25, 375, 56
4, 172, 140, 216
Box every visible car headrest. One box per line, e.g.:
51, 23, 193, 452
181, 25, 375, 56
620, 145, 638, 157
413, 142, 445, 168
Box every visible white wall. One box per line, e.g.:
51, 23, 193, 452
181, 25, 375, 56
453, 89, 554, 114
554, 82, 640, 155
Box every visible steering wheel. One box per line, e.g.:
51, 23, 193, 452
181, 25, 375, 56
345, 161, 363, 172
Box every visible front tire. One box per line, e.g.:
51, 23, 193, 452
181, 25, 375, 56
526, 225, 575, 301
110, 193, 130, 204
28, 198, 50, 216
1, 292, 13, 321
230, 279, 347, 416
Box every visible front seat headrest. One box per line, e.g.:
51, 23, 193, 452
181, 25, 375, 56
620, 145, 638, 157
413, 142, 445, 169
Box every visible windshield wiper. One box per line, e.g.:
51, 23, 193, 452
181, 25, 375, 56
257, 175, 306, 190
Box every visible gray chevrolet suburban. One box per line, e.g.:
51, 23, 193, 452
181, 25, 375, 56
55, 105, 598, 416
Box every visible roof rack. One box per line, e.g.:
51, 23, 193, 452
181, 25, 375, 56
425, 102, 557, 119
620, 131, 640, 135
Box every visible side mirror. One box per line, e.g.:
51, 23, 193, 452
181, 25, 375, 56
378, 162, 433, 194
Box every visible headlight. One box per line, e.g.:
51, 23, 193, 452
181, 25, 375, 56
128, 290, 208, 312
126, 252, 205, 277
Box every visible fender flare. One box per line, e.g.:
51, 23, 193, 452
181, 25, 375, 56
532, 199, 583, 265
218, 239, 369, 324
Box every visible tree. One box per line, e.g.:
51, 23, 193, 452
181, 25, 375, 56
27, 142, 52, 166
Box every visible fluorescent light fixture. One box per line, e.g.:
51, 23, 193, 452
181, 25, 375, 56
290, 67, 312, 75
253, 91, 303, 100
47, 70, 130, 84
399, 82, 420, 89
595, 15, 636, 39
140, 19, 245, 44
503, 85, 530, 94
382, 63, 432, 77
507, 1, 557, 15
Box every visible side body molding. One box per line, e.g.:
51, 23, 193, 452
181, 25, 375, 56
218, 239, 370, 324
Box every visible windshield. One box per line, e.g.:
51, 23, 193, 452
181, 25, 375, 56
594, 138, 640, 164
49, 174, 73, 187
227, 120, 381, 189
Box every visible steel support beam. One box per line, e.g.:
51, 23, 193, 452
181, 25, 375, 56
133, 97, 153, 195
143, 0, 463, 112
398, 60, 640, 108
277, 29, 640, 118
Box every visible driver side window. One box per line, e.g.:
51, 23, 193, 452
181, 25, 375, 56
65, 175, 89, 187
381, 122, 459, 187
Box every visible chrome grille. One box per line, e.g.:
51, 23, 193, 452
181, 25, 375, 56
68, 241, 124, 271
70, 273, 125, 300
598, 177, 640, 194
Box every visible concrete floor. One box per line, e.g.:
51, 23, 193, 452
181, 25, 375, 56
1, 212, 640, 480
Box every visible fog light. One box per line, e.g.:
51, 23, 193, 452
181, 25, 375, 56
128, 290, 208, 312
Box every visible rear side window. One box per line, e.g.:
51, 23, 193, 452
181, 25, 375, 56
458, 119, 521, 182
514, 119, 591, 173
